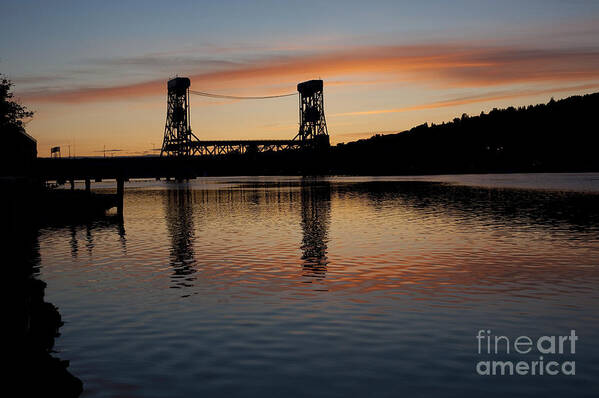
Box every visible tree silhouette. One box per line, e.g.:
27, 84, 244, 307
1, 74, 33, 132
332, 92, 599, 174
1, 74, 36, 176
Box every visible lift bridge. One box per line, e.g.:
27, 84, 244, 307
160, 77, 330, 157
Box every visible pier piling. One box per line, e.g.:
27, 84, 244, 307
116, 176, 124, 215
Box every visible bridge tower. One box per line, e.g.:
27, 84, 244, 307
295, 80, 330, 148
161, 77, 199, 157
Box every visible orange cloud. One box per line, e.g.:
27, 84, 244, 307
20, 44, 599, 103
330, 83, 599, 117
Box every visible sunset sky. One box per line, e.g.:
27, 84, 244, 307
2, 0, 599, 157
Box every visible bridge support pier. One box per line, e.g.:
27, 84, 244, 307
70, 178, 75, 191
85, 178, 91, 193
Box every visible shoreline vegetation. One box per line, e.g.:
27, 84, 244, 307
331, 92, 599, 175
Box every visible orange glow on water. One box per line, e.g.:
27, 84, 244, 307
54, 180, 599, 302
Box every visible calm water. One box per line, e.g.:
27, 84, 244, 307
38, 174, 599, 397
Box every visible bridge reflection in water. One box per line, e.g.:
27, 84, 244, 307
300, 181, 331, 279
164, 187, 197, 290
161, 178, 331, 290
66, 216, 126, 259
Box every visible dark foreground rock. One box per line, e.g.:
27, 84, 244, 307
3, 180, 84, 398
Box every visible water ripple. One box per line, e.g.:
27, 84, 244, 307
38, 175, 599, 398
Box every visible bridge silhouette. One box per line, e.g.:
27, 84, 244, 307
161, 77, 330, 156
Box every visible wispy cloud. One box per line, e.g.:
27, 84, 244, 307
330, 83, 599, 117
20, 43, 599, 103
86, 54, 241, 70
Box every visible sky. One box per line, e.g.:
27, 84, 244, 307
2, 0, 599, 157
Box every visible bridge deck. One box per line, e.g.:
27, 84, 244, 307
164, 139, 303, 156
191, 139, 298, 146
